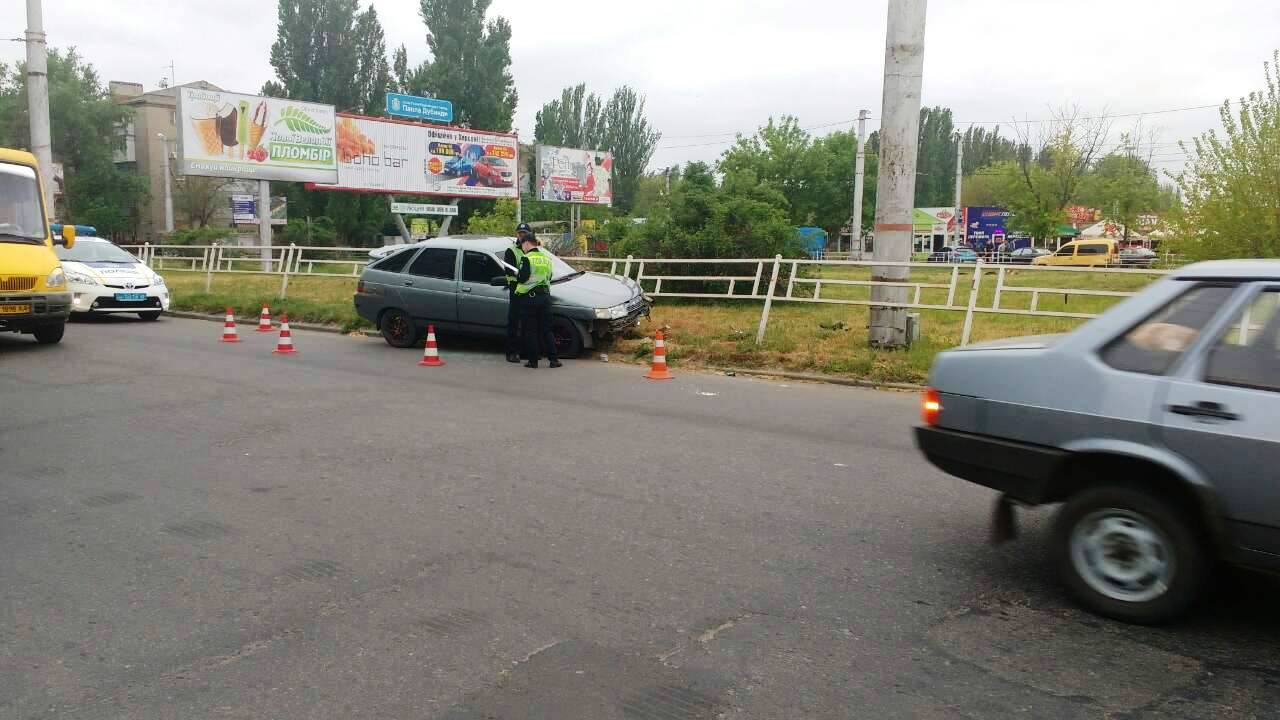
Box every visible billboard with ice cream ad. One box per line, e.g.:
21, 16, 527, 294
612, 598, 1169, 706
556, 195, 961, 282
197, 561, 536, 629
176, 89, 337, 183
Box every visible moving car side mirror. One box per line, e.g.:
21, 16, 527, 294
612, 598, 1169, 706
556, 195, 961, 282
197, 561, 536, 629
489, 276, 508, 287
57, 225, 76, 249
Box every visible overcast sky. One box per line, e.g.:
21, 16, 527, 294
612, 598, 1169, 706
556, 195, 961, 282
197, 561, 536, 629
3, 0, 1277, 175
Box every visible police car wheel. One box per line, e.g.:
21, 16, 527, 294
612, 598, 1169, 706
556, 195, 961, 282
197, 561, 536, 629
380, 308, 419, 348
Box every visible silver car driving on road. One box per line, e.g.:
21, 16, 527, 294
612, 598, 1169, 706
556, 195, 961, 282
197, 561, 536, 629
354, 236, 649, 356
916, 260, 1280, 623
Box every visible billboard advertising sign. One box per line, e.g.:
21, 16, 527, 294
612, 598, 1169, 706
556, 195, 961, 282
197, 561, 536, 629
535, 145, 613, 205
385, 92, 454, 123
914, 207, 958, 235
177, 88, 337, 183
962, 206, 1030, 249
311, 115, 518, 199
391, 202, 458, 216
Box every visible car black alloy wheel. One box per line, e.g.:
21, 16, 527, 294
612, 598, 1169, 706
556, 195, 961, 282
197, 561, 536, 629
550, 316, 583, 358
380, 309, 419, 348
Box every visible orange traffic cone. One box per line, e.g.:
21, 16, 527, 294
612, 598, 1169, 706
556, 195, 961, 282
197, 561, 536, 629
644, 330, 673, 380
419, 324, 445, 366
219, 308, 241, 343
272, 315, 297, 354
256, 304, 274, 332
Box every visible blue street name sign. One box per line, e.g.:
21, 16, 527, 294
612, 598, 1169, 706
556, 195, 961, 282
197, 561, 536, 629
385, 92, 454, 123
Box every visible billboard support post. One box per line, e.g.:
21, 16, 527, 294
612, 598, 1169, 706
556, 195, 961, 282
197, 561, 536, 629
258, 180, 271, 272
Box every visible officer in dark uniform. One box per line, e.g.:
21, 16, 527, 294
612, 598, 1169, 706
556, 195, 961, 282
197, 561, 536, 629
515, 234, 561, 369
503, 224, 531, 362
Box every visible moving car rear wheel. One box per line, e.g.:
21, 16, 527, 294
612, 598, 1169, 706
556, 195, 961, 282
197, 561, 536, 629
1052, 485, 1208, 624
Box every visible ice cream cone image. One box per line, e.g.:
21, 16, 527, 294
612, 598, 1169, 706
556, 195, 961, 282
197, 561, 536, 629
190, 102, 222, 155
249, 101, 268, 152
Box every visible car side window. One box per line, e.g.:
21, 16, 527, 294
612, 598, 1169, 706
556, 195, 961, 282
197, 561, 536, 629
1204, 290, 1280, 392
371, 249, 413, 274
407, 248, 457, 280
1055, 245, 1075, 256
462, 251, 502, 284
1099, 284, 1238, 376
1076, 244, 1107, 255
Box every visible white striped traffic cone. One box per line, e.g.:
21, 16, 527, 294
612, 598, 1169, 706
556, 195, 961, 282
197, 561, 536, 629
219, 308, 241, 343
272, 315, 297, 354
644, 330, 673, 380
256, 304, 274, 332
418, 324, 445, 366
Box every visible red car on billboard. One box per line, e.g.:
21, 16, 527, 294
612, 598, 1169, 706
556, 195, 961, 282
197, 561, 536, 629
472, 156, 514, 188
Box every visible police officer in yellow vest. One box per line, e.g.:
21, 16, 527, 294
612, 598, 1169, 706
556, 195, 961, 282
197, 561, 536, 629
515, 233, 561, 368
502, 224, 531, 363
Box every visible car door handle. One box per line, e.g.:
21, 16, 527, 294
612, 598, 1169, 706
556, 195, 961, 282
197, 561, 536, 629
403, 280, 414, 286
461, 286, 472, 293
1167, 401, 1240, 421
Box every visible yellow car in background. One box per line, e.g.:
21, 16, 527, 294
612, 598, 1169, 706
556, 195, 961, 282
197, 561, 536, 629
1032, 239, 1119, 267
0, 147, 75, 344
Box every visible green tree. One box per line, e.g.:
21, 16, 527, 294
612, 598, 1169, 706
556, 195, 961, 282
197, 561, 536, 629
718, 116, 815, 224
914, 106, 957, 207
263, 0, 388, 114
413, 0, 517, 132
464, 198, 517, 234
533, 84, 604, 149
1169, 50, 1280, 260
0, 49, 146, 236
173, 176, 229, 228
1077, 141, 1162, 243
601, 87, 660, 213
961, 125, 1019, 174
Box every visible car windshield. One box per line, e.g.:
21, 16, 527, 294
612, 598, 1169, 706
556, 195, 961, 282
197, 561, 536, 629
0, 162, 47, 243
56, 240, 139, 263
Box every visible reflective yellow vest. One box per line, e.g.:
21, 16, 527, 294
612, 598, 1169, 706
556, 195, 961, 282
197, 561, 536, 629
516, 250, 553, 295
506, 244, 525, 286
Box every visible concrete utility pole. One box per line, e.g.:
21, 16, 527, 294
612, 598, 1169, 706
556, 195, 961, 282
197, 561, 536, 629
953, 139, 963, 248
852, 109, 869, 259
25, 0, 55, 209
868, 0, 927, 348
157, 134, 174, 233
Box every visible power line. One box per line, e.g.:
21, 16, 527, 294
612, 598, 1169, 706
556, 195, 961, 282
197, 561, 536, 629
656, 102, 1223, 151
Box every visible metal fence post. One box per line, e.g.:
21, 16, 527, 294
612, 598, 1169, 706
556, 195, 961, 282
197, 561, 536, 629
755, 255, 783, 345
204, 243, 218, 293
622, 255, 633, 279
946, 266, 959, 307
143, 242, 151, 268
785, 261, 798, 298
279, 244, 295, 298
637, 261, 646, 291
751, 260, 764, 296
959, 264, 984, 347
992, 266, 1006, 310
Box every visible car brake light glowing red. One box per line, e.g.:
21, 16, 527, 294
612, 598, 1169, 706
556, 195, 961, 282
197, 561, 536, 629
922, 388, 941, 426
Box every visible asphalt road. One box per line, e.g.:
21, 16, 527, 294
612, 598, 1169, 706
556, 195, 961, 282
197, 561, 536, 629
3, 315, 1279, 720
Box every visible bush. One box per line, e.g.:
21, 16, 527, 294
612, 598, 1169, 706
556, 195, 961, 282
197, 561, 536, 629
164, 226, 236, 245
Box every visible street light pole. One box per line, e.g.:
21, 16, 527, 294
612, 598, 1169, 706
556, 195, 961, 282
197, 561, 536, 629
852, 109, 869, 259
25, 0, 55, 209
868, 0, 927, 348
157, 133, 174, 233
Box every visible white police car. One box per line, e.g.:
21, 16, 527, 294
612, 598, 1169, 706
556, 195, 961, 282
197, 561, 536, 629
55, 237, 169, 320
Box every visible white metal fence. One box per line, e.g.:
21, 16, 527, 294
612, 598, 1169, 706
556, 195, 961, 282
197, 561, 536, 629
122, 243, 1167, 347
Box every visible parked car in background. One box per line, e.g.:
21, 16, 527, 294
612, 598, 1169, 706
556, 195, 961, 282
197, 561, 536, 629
354, 236, 649, 357
1008, 247, 1051, 265
1120, 247, 1158, 268
1033, 238, 1119, 267
57, 237, 169, 320
916, 260, 1280, 623
927, 247, 978, 263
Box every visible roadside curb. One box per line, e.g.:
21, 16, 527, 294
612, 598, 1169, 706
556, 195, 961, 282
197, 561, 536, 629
709, 366, 924, 392
164, 310, 373, 337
